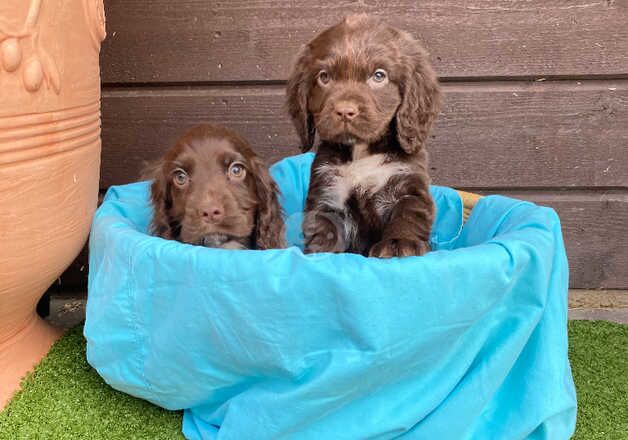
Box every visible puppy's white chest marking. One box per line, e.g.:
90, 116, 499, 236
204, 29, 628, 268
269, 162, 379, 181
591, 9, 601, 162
352, 142, 369, 161
317, 153, 411, 211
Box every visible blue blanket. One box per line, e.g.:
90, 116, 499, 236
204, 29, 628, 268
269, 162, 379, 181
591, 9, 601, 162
85, 153, 576, 439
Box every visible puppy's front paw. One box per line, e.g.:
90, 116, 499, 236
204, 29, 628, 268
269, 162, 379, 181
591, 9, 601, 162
303, 214, 345, 254
304, 233, 340, 254
369, 239, 430, 258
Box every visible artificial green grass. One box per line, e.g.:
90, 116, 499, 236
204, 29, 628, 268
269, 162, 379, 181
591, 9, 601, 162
568, 320, 628, 440
0, 321, 626, 439
0, 326, 183, 440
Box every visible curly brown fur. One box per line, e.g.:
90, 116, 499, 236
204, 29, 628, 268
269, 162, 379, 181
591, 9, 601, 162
143, 124, 286, 250
286, 14, 441, 257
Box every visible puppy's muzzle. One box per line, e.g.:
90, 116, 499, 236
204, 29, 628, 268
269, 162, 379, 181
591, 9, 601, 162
334, 101, 359, 122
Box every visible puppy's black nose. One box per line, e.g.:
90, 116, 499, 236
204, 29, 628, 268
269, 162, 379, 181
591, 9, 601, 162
335, 102, 359, 121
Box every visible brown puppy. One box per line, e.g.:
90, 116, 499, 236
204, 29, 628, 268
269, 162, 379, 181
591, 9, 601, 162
287, 14, 441, 257
147, 124, 285, 250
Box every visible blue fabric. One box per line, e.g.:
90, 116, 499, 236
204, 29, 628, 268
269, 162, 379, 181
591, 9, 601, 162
85, 153, 576, 439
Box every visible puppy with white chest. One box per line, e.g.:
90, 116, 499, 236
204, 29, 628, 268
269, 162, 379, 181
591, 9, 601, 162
287, 14, 441, 257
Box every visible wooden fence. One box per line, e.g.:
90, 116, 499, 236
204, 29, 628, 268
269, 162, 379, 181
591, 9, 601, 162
54, 0, 628, 292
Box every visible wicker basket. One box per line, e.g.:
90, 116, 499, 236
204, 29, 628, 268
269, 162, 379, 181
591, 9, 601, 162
456, 190, 482, 223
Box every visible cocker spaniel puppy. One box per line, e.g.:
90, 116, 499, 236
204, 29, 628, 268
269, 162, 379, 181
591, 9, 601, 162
146, 124, 285, 250
287, 14, 441, 257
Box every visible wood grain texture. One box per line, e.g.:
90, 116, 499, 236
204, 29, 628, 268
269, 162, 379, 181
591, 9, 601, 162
101, 0, 628, 83
560, 194, 627, 289
484, 190, 628, 290
100, 80, 628, 188
568, 289, 628, 308
52, 191, 628, 290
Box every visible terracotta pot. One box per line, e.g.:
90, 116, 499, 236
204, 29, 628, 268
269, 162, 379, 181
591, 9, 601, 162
0, 0, 105, 407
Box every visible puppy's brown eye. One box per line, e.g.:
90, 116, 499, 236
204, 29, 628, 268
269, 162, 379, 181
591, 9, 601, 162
317, 70, 331, 86
372, 69, 387, 83
173, 169, 189, 186
228, 162, 246, 179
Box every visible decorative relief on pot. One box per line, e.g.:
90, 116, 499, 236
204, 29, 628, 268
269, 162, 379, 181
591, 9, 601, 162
0, 102, 101, 165
83, 0, 106, 51
0, 0, 61, 94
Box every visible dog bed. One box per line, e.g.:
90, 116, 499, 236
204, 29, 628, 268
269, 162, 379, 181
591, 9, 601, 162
85, 153, 576, 439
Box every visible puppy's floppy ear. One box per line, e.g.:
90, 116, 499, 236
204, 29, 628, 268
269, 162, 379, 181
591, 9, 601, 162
250, 157, 286, 250
286, 45, 316, 152
396, 35, 441, 155
141, 160, 173, 239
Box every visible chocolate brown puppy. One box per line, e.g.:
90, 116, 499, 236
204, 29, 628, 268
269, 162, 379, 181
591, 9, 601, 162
287, 14, 441, 257
146, 124, 285, 250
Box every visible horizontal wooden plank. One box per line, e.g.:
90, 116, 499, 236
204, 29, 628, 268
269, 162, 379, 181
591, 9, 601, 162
568, 289, 628, 308
101, 0, 628, 83
100, 80, 628, 188
48, 289, 628, 308
43, 291, 628, 325
484, 190, 628, 290
51, 191, 628, 290
568, 308, 628, 323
